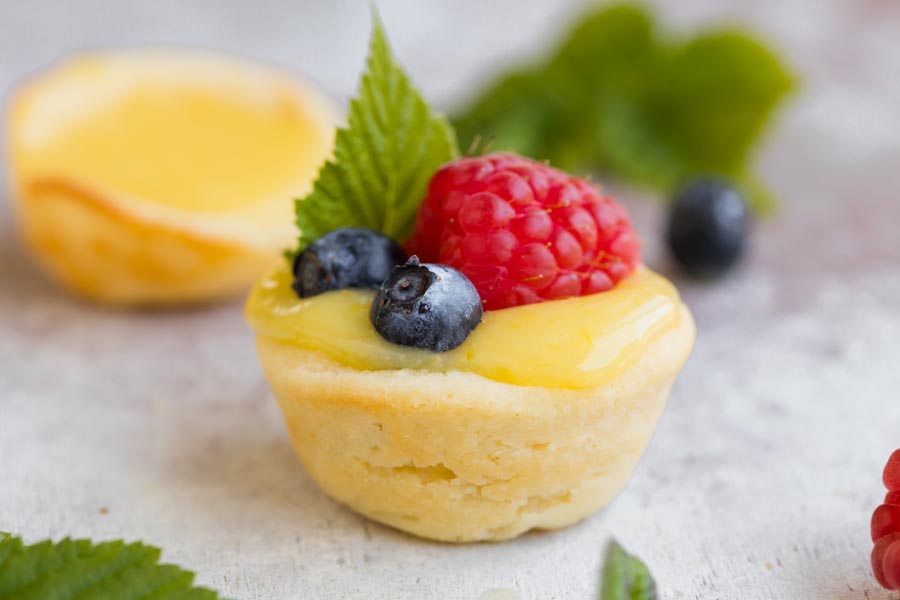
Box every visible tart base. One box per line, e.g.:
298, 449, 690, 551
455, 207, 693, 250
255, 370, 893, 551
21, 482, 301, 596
256, 304, 694, 542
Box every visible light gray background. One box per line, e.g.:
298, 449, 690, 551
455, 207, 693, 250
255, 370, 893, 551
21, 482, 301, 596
2, 1, 899, 598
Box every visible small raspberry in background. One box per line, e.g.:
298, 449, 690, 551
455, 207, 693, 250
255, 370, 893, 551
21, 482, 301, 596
872, 449, 900, 591
885, 450, 900, 492
406, 153, 640, 310
872, 504, 900, 543
874, 533, 900, 590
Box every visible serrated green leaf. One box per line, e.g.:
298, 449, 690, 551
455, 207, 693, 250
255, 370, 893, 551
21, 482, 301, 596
452, 2, 794, 211
0, 535, 228, 600
293, 14, 459, 252
599, 540, 658, 600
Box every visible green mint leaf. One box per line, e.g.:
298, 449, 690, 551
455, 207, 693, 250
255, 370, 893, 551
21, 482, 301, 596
293, 14, 459, 251
453, 4, 659, 171
453, 71, 559, 162
452, 2, 794, 210
0, 535, 228, 599
551, 4, 658, 97
646, 31, 794, 176
599, 540, 658, 600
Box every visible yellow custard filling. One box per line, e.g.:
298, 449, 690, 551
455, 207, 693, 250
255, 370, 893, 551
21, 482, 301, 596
14, 56, 331, 215
246, 267, 686, 389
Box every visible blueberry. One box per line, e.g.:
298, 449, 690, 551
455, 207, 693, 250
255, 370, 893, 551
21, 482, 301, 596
370, 257, 483, 352
666, 179, 750, 278
292, 227, 407, 298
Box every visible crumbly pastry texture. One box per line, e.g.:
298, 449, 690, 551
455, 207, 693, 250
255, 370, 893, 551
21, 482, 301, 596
256, 303, 694, 542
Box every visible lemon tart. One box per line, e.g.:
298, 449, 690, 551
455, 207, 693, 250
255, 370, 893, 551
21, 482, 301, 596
247, 265, 694, 541
247, 21, 694, 542
7, 50, 338, 305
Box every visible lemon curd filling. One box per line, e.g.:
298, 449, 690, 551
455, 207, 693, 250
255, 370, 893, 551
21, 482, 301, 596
14, 57, 331, 214
246, 267, 686, 389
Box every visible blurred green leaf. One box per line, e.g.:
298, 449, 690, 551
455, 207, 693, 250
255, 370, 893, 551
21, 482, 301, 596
552, 3, 658, 97
453, 2, 795, 210
453, 71, 562, 160
647, 31, 794, 175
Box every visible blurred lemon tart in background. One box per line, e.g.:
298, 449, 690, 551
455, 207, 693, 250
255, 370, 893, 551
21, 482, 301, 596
7, 50, 338, 305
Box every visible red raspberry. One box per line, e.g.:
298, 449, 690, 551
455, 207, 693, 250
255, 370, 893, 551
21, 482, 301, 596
885, 449, 900, 491
873, 532, 900, 590
873, 450, 900, 591
872, 504, 900, 542
406, 153, 641, 310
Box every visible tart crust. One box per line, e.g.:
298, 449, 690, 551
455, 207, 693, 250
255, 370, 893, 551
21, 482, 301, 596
256, 303, 694, 542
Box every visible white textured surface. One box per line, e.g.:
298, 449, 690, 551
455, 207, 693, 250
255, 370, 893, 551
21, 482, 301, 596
2, 1, 900, 598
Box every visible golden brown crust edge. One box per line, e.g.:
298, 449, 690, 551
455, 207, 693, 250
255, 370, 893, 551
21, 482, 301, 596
13, 178, 278, 305
257, 303, 695, 542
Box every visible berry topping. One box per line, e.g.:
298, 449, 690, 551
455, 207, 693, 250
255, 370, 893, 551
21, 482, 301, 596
885, 449, 900, 492
370, 257, 483, 351
405, 153, 641, 310
666, 178, 750, 278
873, 504, 900, 542
873, 532, 900, 590
873, 450, 900, 591
292, 227, 407, 298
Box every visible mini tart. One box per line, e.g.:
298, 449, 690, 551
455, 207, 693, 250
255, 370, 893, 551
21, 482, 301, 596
249, 268, 695, 542
7, 50, 338, 305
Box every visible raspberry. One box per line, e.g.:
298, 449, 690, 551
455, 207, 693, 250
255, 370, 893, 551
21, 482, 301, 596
873, 450, 900, 591
406, 153, 641, 310
872, 504, 900, 542
885, 449, 900, 491
873, 532, 900, 590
